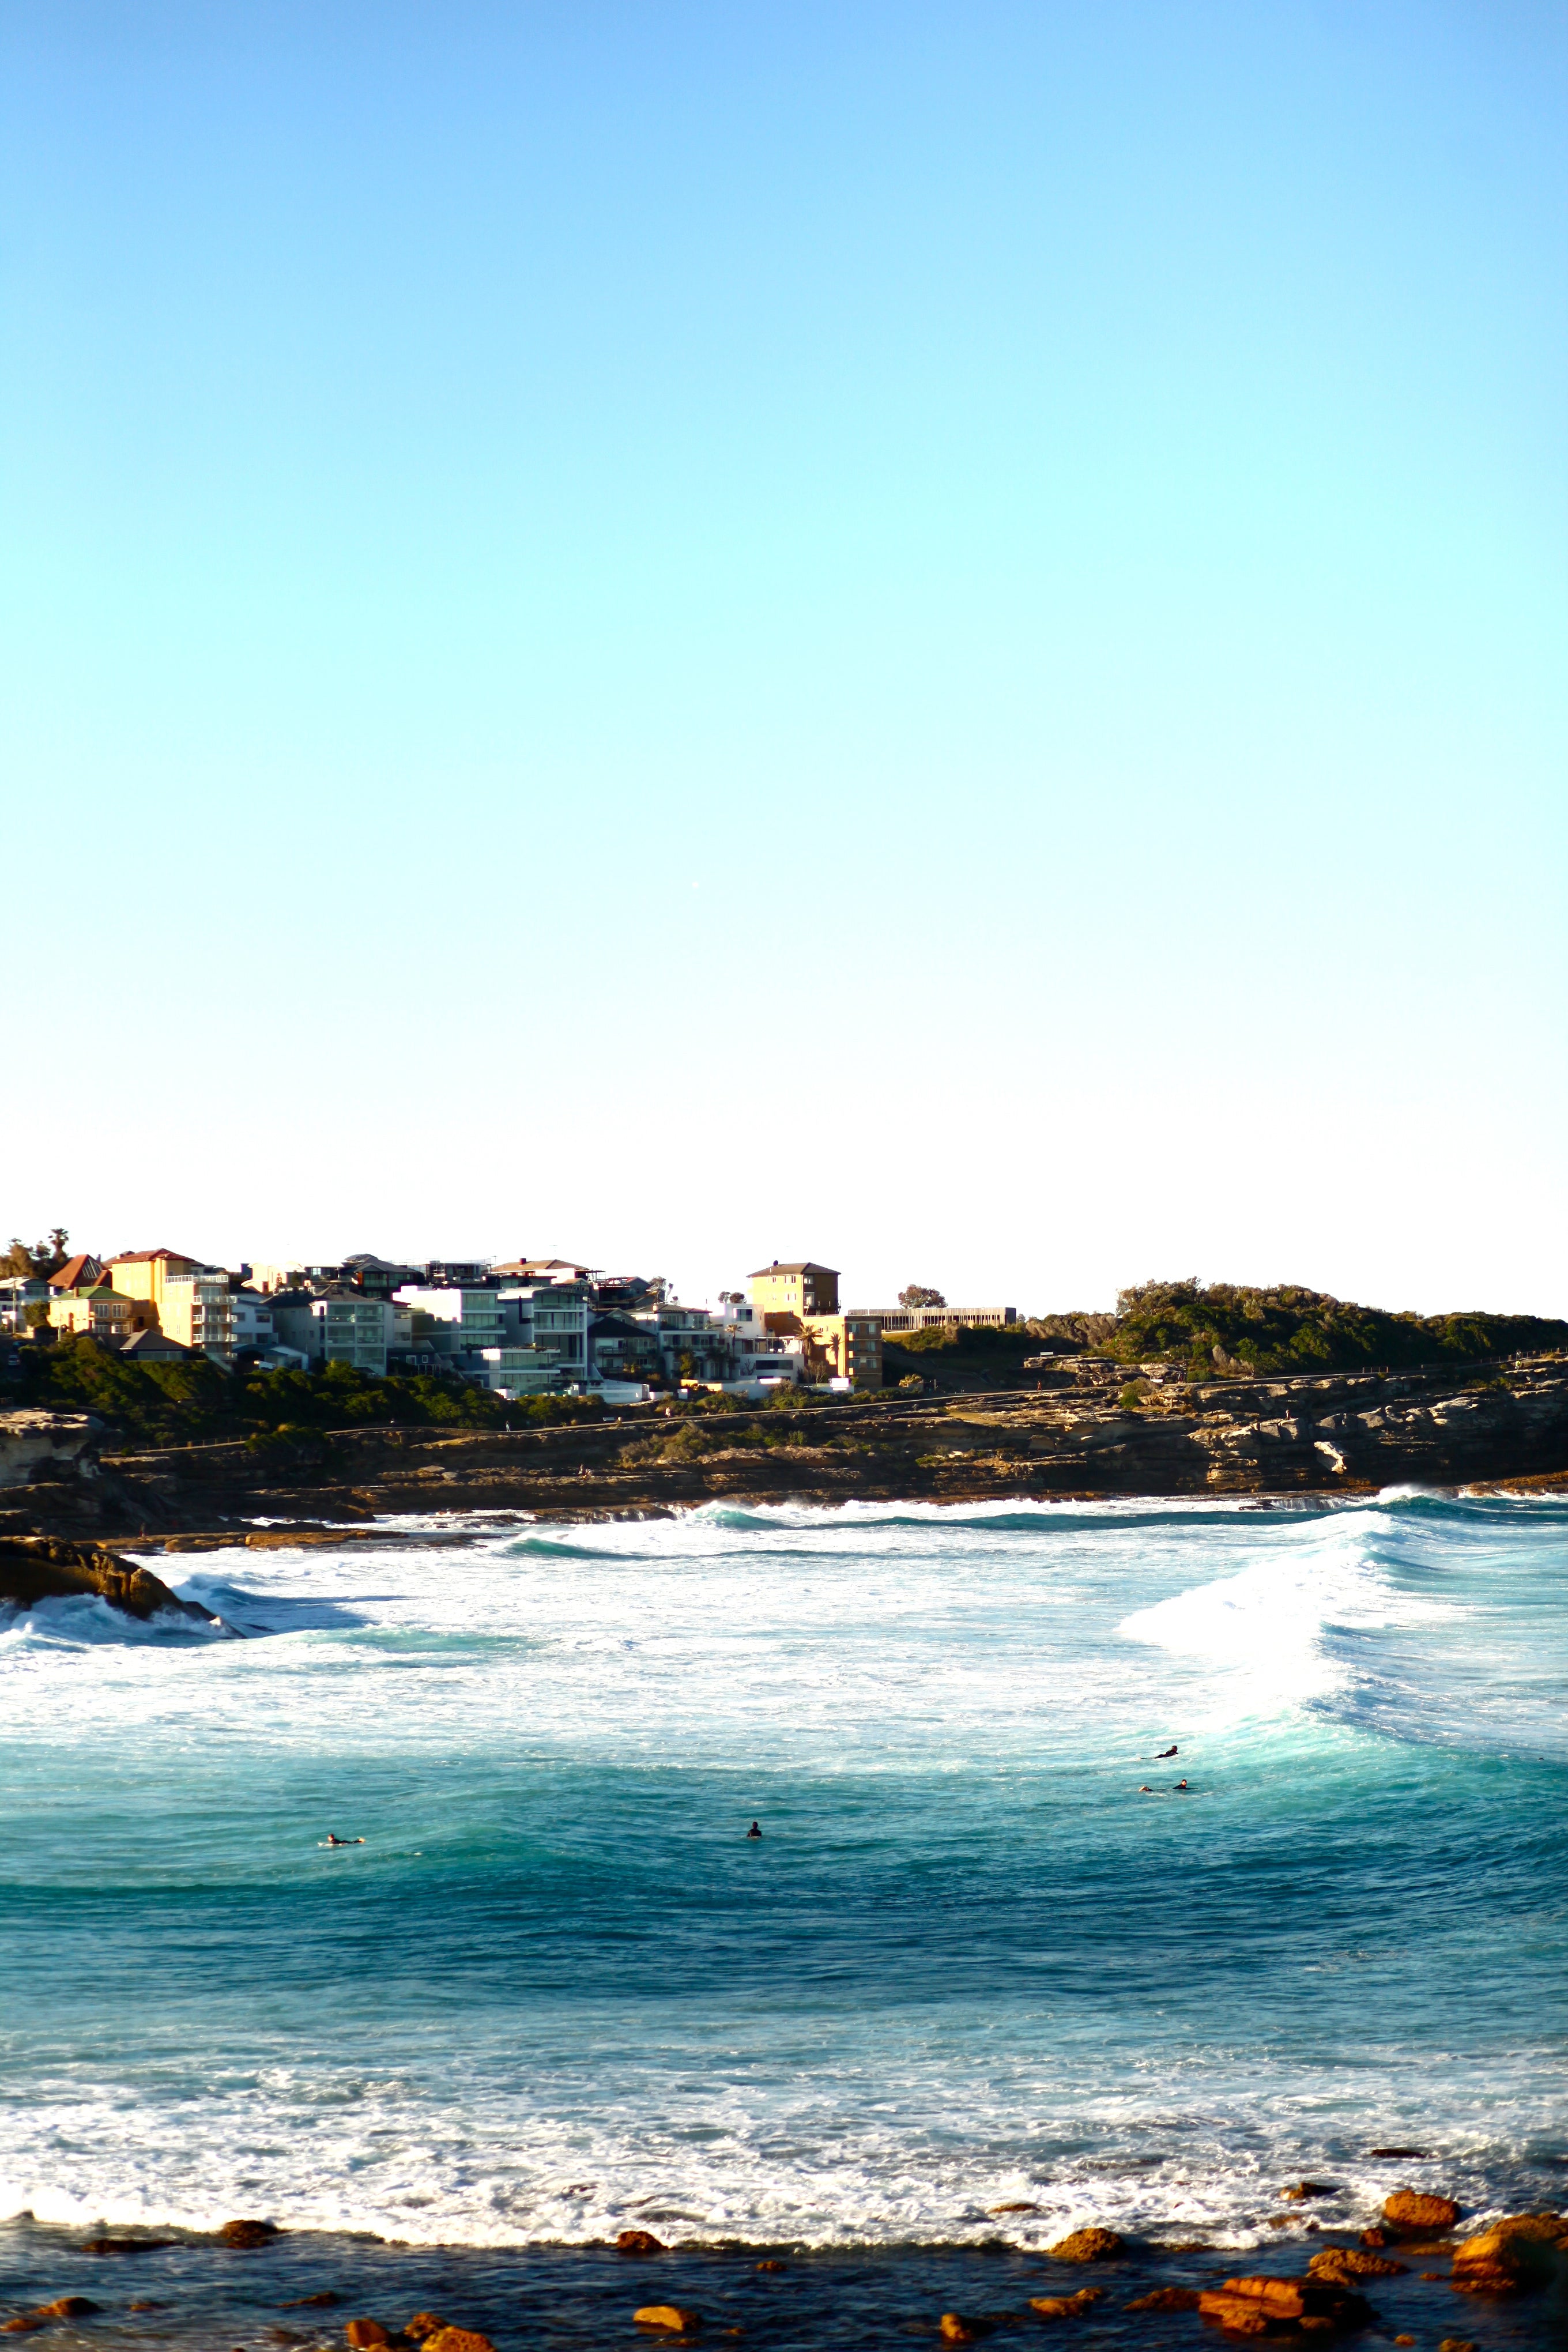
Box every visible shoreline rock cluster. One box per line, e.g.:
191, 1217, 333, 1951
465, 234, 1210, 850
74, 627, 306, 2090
5, 2190, 1567, 2347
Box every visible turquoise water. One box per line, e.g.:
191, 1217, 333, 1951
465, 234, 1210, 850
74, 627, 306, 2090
2, 1491, 1566, 2255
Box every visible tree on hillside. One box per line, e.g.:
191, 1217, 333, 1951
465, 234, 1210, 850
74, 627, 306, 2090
2, 1228, 69, 1279
899, 1284, 947, 1309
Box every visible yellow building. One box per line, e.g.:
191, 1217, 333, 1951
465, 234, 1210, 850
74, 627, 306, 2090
801, 1313, 882, 1388
748, 1263, 881, 1388
749, 1261, 841, 1318
104, 1248, 202, 1314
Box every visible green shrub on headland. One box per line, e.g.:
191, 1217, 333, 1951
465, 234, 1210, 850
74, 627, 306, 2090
2, 1337, 604, 1448
1103, 1280, 1568, 1378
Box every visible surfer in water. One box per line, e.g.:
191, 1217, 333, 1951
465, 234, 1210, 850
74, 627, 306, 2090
1155, 1745, 1178, 1758
746, 1821, 762, 1838
321, 1833, 365, 1846
1173, 1779, 1189, 1792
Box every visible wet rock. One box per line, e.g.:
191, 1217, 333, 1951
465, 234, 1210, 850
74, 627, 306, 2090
1445, 2223, 1565, 2297
420, 2331, 495, 2352
345, 2324, 390, 2347
127, 2305, 160, 2314
403, 2320, 445, 2339
1436, 2340, 1475, 2352
37, 2302, 99, 2320
1394, 2337, 1415, 2345
1307, 2249, 1405, 2280
220, 2221, 280, 2249
285, 2298, 342, 2312
80, 2240, 175, 2256
1384, 2191, 1460, 2234
988, 2203, 1040, 2215
1027, 2290, 1102, 2320
1367, 2150, 1429, 2161
1198, 2275, 1373, 2336
633, 2309, 701, 2334
938, 2319, 993, 2343
1281, 2184, 1337, 2202
0, 1536, 219, 1623
754, 2263, 785, 2274
617, 2232, 668, 2256
1044, 2227, 1124, 2263
1125, 2288, 1201, 2313
1, 2320, 45, 2335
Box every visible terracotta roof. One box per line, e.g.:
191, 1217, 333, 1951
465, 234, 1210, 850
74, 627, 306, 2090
107, 1247, 199, 1267
50, 1253, 103, 1293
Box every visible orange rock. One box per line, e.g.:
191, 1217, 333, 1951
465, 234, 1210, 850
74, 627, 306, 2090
36, 2304, 98, 2321
1, 2322, 44, 2336
1359, 2230, 1388, 2249
1125, 2288, 1201, 2313
988, 2202, 1039, 2215
1307, 2248, 1404, 2279
1436, 2340, 1476, 2352
633, 2309, 700, 2334
1281, 2184, 1337, 2202
1196, 2290, 1275, 2335
1384, 2191, 1461, 2234
754, 2263, 785, 2274
345, 2324, 390, 2348
405, 2323, 447, 2342
1222, 2279, 1311, 2315
420, 2330, 497, 2352
938, 2319, 993, 2343
1027, 2290, 1100, 2320
1394, 2336, 1415, 2345
618, 2231, 668, 2256
1045, 2227, 1124, 2263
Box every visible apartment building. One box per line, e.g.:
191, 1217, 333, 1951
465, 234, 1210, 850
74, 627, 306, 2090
395, 1284, 509, 1359
748, 1260, 881, 1389
159, 1270, 239, 1362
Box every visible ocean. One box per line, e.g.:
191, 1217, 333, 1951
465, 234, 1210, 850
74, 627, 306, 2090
2, 1491, 1566, 2347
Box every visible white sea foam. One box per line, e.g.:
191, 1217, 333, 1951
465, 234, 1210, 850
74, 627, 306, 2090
2, 1497, 1564, 2247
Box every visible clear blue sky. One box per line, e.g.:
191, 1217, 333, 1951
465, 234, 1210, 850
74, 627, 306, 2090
5, 1, 1565, 1314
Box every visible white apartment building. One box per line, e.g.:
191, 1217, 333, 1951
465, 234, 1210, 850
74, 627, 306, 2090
476, 1345, 566, 1398
497, 1283, 590, 1380
160, 1270, 239, 1363
395, 1284, 508, 1359
312, 1292, 395, 1375
1, 1275, 48, 1333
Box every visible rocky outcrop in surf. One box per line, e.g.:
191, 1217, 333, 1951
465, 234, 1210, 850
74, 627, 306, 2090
0, 1535, 217, 1624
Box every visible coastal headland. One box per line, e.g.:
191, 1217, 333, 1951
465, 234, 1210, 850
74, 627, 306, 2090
3, 1353, 1566, 1585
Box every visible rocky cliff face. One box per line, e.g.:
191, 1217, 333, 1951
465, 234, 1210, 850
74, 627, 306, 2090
0, 1409, 102, 1489
4, 1360, 1565, 1543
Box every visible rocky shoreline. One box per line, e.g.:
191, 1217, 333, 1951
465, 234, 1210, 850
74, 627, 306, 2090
2, 2185, 1566, 2352
1, 1356, 1565, 1588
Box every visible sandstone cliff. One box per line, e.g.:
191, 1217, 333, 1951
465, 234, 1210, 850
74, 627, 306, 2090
3, 1356, 1562, 1543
